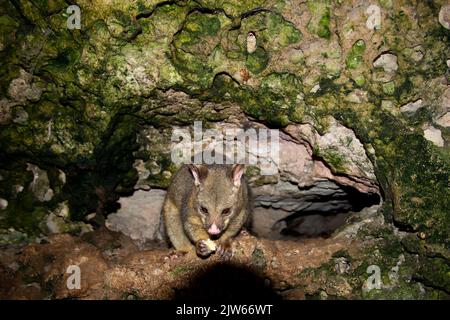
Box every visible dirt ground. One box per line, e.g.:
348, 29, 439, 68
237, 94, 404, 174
0, 226, 364, 300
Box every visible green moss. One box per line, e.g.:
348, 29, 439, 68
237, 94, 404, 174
186, 14, 221, 37
171, 11, 232, 90
4, 204, 48, 235
379, 0, 393, 9
240, 12, 302, 51
251, 248, 267, 269
332, 106, 450, 246
266, 12, 302, 46
317, 9, 331, 39
148, 154, 178, 188
245, 165, 261, 177
307, 0, 332, 39
246, 46, 269, 74
346, 40, 366, 69
382, 81, 396, 95
314, 146, 346, 173
354, 75, 366, 87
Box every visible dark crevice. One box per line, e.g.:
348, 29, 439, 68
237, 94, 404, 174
254, 183, 381, 240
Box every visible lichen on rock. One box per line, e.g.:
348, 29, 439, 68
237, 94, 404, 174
0, 0, 449, 300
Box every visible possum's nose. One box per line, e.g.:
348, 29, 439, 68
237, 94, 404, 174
207, 223, 221, 235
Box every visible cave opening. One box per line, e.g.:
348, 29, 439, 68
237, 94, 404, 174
251, 181, 382, 240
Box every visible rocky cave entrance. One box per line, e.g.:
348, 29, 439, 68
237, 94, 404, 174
106, 119, 384, 248
252, 181, 381, 240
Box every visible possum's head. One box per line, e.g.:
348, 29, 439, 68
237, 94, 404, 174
188, 164, 245, 238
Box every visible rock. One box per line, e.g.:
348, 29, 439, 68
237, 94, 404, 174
0, 198, 8, 210
400, 99, 423, 113
439, 5, 450, 30
58, 170, 66, 185
309, 118, 377, 182
411, 49, 424, 62
366, 5, 381, 30
345, 90, 368, 103
403, 46, 424, 63
388, 254, 405, 286
105, 189, 166, 247
46, 213, 61, 234
12, 185, 24, 197
381, 100, 395, 110
0, 99, 14, 125
12, 106, 29, 124
423, 126, 444, 147
27, 164, 54, 202
252, 207, 292, 239
133, 159, 151, 190
53, 201, 70, 218
310, 84, 320, 93
0, 228, 28, 245
435, 112, 450, 127
7, 69, 42, 103
335, 257, 350, 274
210, 118, 381, 239
246, 32, 257, 54
373, 53, 398, 73
46, 213, 93, 235
441, 87, 450, 111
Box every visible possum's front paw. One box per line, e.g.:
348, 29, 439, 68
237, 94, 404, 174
195, 239, 215, 258
217, 241, 233, 260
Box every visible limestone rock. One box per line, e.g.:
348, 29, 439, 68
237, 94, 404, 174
12, 106, 28, 124
133, 159, 151, 191
0, 99, 15, 125
246, 32, 257, 54
435, 112, 450, 127
439, 5, 450, 30
441, 87, 450, 111
27, 164, 54, 202
0, 198, 8, 210
373, 53, 398, 73
423, 126, 444, 147
401, 99, 423, 113
105, 189, 166, 247
7, 69, 42, 103
366, 5, 381, 30
345, 90, 368, 104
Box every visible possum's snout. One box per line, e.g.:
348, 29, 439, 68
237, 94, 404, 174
207, 223, 221, 236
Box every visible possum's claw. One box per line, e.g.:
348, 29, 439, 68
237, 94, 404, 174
217, 241, 233, 260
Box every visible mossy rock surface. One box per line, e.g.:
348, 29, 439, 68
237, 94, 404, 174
0, 0, 449, 298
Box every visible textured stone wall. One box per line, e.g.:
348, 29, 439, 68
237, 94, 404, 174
0, 0, 449, 297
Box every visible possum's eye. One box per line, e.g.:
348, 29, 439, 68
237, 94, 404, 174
221, 208, 231, 216
200, 206, 209, 214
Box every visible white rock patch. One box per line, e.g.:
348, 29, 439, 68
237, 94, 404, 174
366, 5, 381, 30
423, 126, 444, 147
400, 99, 423, 113
439, 5, 450, 30
246, 32, 257, 54
105, 189, 166, 246
373, 53, 398, 73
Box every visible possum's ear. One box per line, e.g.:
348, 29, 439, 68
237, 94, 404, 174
188, 164, 208, 186
229, 164, 245, 187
